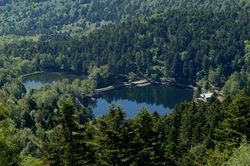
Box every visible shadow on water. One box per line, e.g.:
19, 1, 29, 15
22, 73, 193, 118
92, 84, 193, 118
22, 72, 85, 90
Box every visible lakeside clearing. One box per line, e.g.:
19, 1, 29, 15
19, 71, 45, 81
95, 79, 150, 93
95, 79, 196, 94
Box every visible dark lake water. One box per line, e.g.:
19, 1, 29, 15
22, 72, 193, 118
21, 72, 84, 90
92, 85, 193, 118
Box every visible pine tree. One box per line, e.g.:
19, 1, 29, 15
94, 105, 129, 165
213, 90, 250, 152
45, 99, 93, 166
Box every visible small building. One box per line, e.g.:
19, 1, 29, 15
197, 92, 214, 102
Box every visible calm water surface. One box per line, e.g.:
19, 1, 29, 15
92, 85, 193, 118
22, 72, 84, 90
22, 73, 193, 118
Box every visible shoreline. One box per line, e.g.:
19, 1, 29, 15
19, 71, 85, 81
19, 71, 45, 80
18, 71, 195, 98
95, 79, 196, 94
19, 71, 195, 93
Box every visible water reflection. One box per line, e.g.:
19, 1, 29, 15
92, 85, 193, 118
22, 72, 84, 90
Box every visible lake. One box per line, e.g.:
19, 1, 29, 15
92, 84, 193, 118
22, 72, 193, 118
21, 72, 84, 90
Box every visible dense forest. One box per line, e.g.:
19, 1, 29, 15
1, 85, 250, 165
1, 7, 250, 94
0, 0, 249, 35
0, 0, 250, 165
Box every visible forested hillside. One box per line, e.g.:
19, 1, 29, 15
1, 7, 250, 95
1, 84, 250, 165
0, 0, 250, 165
0, 0, 249, 35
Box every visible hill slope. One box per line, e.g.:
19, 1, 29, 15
0, 0, 249, 35
1, 7, 250, 93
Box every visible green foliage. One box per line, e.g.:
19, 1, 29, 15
0, 104, 20, 165
0, 83, 250, 165
1, 0, 247, 36
214, 90, 250, 150
0, 133, 19, 166
222, 40, 250, 96
0, 102, 11, 120
89, 66, 114, 88
2, 7, 249, 88
45, 98, 94, 166
20, 155, 44, 166
0, 1, 249, 165
3, 80, 26, 99
94, 105, 129, 165
225, 140, 250, 165
208, 68, 223, 87
244, 40, 250, 69
222, 72, 242, 96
